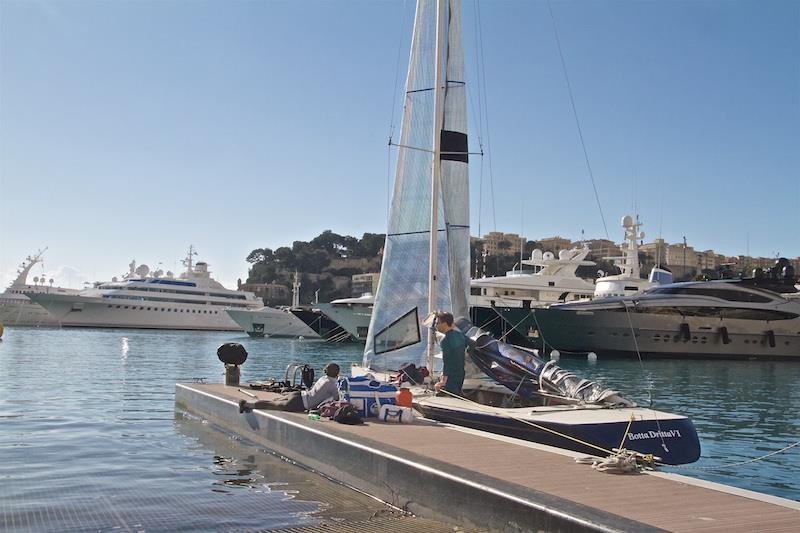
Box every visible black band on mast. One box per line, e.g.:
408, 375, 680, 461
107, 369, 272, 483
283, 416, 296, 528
440, 130, 468, 163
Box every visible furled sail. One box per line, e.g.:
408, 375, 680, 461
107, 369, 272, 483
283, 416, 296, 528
364, 0, 470, 372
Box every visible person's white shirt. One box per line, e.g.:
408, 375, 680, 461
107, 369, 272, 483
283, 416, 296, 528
301, 375, 339, 410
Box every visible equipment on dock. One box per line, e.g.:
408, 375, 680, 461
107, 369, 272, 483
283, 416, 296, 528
338, 376, 397, 418
217, 342, 247, 386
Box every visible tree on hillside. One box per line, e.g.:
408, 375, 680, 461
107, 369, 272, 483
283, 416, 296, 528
310, 230, 347, 258
246, 248, 273, 264
360, 233, 385, 257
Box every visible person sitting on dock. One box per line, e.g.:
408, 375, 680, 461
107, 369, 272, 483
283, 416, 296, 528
433, 311, 466, 397
239, 363, 341, 414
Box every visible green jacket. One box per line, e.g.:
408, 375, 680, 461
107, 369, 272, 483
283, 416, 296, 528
440, 329, 466, 379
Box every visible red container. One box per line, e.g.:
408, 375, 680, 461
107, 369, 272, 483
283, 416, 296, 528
395, 388, 413, 408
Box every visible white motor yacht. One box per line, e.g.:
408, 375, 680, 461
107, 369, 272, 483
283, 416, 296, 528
28, 247, 261, 331
0, 250, 80, 326
534, 280, 800, 360
594, 215, 672, 298
225, 275, 322, 338
316, 293, 374, 341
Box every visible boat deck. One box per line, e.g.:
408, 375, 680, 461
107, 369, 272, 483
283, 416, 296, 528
176, 383, 800, 532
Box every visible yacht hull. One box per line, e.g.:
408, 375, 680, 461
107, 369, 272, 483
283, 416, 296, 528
225, 308, 321, 339
533, 307, 800, 360
0, 297, 61, 326
28, 292, 245, 331
415, 396, 701, 465
316, 302, 371, 341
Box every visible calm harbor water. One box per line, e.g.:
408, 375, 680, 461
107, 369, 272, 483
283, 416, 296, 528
1, 328, 798, 532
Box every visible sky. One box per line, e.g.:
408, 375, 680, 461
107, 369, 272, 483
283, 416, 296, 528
1, 0, 798, 290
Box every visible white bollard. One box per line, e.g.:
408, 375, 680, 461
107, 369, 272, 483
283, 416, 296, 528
587, 352, 597, 362
550, 349, 560, 360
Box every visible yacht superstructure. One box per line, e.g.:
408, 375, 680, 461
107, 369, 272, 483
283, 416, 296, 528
594, 215, 671, 298
470, 246, 597, 308
28, 247, 261, 331
0, 250, 79, 326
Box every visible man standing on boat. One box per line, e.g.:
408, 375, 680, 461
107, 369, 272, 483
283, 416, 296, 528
434, 311, 466, 397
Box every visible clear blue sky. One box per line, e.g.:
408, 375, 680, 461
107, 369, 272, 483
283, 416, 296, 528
1, 0, 798, 290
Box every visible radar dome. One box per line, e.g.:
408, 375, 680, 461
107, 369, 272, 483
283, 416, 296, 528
135, 264, 150, 278
622, 215, 633, 227
558, 250, 569, 260
530, 249, 543, 262
542, 251, 555, 261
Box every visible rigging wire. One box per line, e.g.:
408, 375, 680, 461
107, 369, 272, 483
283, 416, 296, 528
546, 0, 609, 240
470, 0, 486, 238
671, 439, 800, 471
474, 0, 497, 234
386, 0, 411, 222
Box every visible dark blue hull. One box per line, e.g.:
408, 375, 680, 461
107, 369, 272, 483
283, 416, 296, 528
416, 403, 701, 465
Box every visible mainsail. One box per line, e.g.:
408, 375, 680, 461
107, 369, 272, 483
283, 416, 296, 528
364, 0, 470, 372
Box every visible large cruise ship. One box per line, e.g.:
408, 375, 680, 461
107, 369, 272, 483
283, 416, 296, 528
28, 247, 261, 331
0, 250, 80, 327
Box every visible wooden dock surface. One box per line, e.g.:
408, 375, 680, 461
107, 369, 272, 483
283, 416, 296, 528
177, 383, 799, 532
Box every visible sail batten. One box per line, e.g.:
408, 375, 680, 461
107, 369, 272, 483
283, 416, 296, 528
364, 0, 469, 371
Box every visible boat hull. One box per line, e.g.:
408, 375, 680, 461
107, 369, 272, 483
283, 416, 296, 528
0, 297, 61, 326
415, 397, 701, 465
225, 308, 321, 339
533, 307, 800, 360
316, 302, 371, 341
28, 292, 246, 331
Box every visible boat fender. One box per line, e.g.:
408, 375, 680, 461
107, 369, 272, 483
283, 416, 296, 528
719, 326, 730, 345
679, 323, 691, 342
766, 330, 776, 348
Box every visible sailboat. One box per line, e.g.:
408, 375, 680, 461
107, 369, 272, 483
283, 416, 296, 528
357, 0, 700, 465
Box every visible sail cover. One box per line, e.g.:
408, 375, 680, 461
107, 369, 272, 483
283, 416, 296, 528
364, 0, 470, 371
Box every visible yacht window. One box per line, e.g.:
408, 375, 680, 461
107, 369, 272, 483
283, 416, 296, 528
652, 286, 772, 303
719, 308, 798, 321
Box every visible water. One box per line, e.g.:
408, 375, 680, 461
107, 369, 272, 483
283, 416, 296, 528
0, 328, 377, 532
0, 328, 798, 533
553, 355, 800, 500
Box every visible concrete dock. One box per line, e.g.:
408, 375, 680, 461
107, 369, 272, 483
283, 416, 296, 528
175, 383, 800, 532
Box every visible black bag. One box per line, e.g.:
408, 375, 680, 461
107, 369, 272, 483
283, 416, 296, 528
398, 362, 423, 385
333, 403, 363, 425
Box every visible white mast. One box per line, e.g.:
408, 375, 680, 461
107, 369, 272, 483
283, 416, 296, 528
292, 270, 301, 308
426, 0, 447, 371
